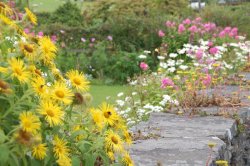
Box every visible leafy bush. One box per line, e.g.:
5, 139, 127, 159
56, 41, 157, 84
200, 3, 250, 38
83, 0, 190, 51
50, 1, 83, 26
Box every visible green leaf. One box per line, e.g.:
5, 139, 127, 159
77, 140, 92, 153
29, 158, 42, 166
0, 144, 10, 164
72, 156, 81, 166
0, 129, 7, 144
84, 154, 97, 166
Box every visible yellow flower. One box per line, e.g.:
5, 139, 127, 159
39, 36, 57, 64
19, 111, 40, 133
99, 102, 118, 126
56, 156, 71, 166
0, 66, 8, 73
72, 125, 85, 141
31, 76, 48, 96
20, 43, 36, 60
105, 130, 123, 152
51, 81, 73, 105
38, 100, 64, 126
212, 63, 220, 67
0, 14, 14, 26
122, 152, 134, 166
90, 108, 104, 130
24, 8, 37, 25
32, 143, 47, 160
208, 142, 216, 149
66, 70, 90, 92
123, 130, 132, 145
215, 160, 228, 166
53, 136, 70, 159
107, 151, 115, 161
51, 67, 64, 81
8, 58, 30, 83
0, 2, 12, 15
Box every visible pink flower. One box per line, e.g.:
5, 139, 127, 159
182, 18, 191, 25
219, 30, 226, 38
24, 28, 30, 34
107, 35, 113, 41
37, 31, 44, 37
165, 21, 172, 27
209, 47, 218, 55
203, 23, 216, 32
30, 32, 35, 37
231, 28, 238, 36
228, 32, 234, 37
158, 30, 165, 37
18, 13, 23, 20
196, 49, 203, 60
81, 37, 86, 42
208, 41, 213, 47
165, 21, 175, 28
195, 17, 202, 22
203, 74, 212, 86
51, 35, 57, 43
224, 27, 231, 33
188, 25, 198, 33
178, 24, 185, 34
161, 78, 174, 88
90, 37, 95, 42
140, 62, 149, 71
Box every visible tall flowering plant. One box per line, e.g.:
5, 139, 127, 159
0, 2, 133, 166
159, 18, 240, 56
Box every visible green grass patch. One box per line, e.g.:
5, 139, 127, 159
30, 0, 92, 13
30, 0, 83, 12
89, 85, 128, 107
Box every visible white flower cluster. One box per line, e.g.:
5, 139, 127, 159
158, 53, 189, 73
115, 90, 179, 126
177, 40, 250, 71
159, 95, 179, 106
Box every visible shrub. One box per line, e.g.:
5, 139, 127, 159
50, 1, 83, 27
82, 0, 190, 51
200, 3, 250, 38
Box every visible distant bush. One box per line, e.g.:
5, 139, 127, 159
83, 0, 190, 51
50, 1, 83, 26
37, 1, 82, 27
35, 0, 190, 83
56, 41, 157, 84
200, 3, 250, 38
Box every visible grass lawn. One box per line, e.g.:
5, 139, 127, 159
30, 0, 91, 13
89, 85, 128, 107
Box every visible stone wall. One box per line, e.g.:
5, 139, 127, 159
213, 109, 250, 166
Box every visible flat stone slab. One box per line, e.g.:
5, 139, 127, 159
130, 73, 250, 166
130, 113, 237, 166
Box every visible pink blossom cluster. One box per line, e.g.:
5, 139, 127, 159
159, 17, 239, 40
161, 78, 175, 88
23, 28, 57, 42
218, 27, 238, 38
140, 62, 149, 71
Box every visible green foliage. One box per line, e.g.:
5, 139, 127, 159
200, 3, 250, 38
83, 0, 190, 51
37, 1, 83, 27
56, 41, 157, 84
